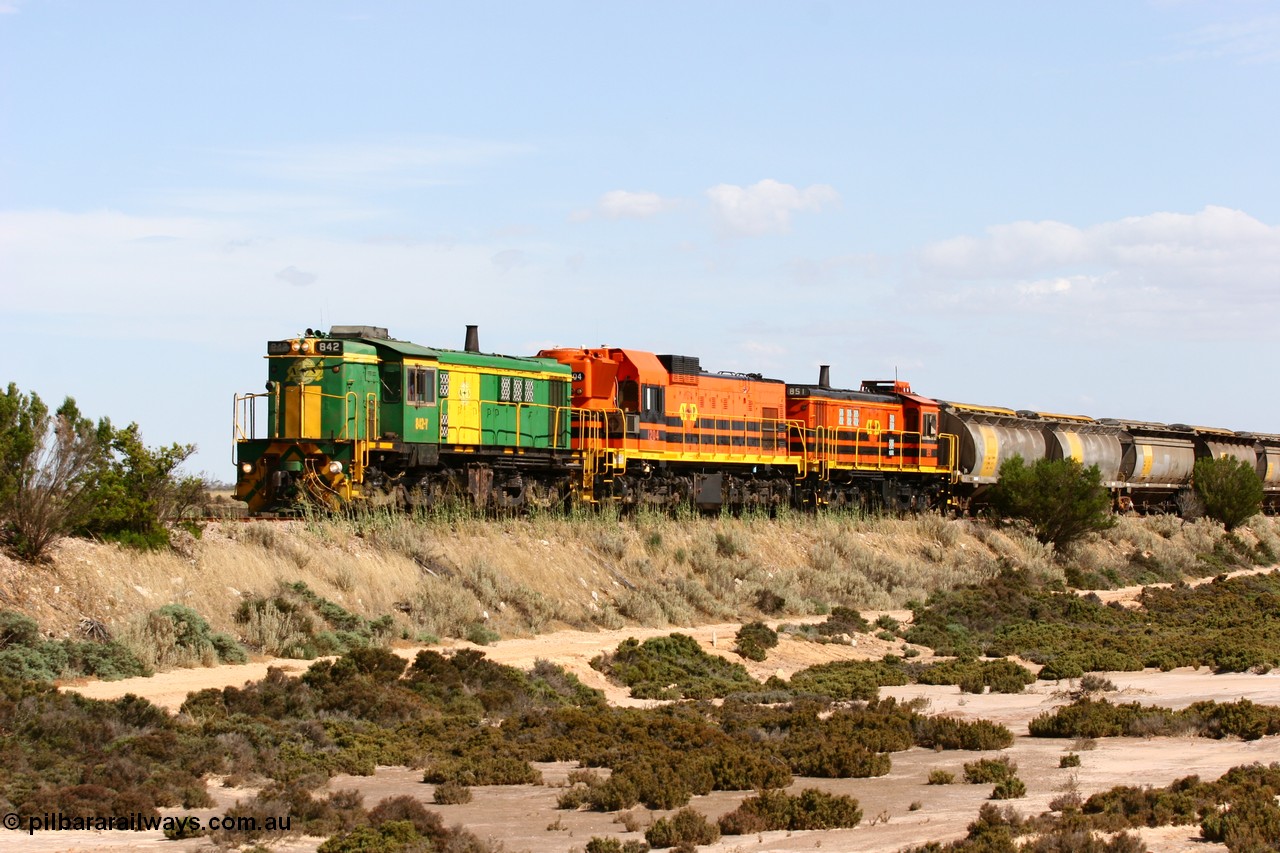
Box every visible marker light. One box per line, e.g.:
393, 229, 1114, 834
327, 461, 344, 474
241, 463, 253, 474
290, 340, 301, 353
300, 341, 312, 353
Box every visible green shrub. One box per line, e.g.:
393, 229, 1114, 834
0, 611, 148, 681
787, 658, 908, 700
235, 582, 395, 658
586, 775, 640, 812
1201, 789, 1280, 848
465, 623, 501, 646
432, 781, 472, 804
755, 589, 785, 614
988, 455, 1115, 549
586, 838, 624, 853
125, 604, 247, 670
644, 807, 719, 848
990, 777, 1026, 799
1030, 697, 1280, 741
1194, 456, 1264, 531
735, 621, 778, 661
1060, 753, 1081, 768
718, 788, 862, 834
928, 769, 955, 785
875, 614, 901, 632
424, 754, 541, 786
913, 716, 1014, 751
592, 634, 758, 699
963, 756, 1018, 784
1078, 673, 1117, 693
914, 659, 1035, 694
817, 606, 871, 636
0, 610, 41, 648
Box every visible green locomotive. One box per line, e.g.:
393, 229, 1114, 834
234, 325, 578, 513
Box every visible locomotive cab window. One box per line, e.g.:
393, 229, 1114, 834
923, 413, 938, 438
618, 380, 639, 411
381, 365, 402, 403
406, 366, 436, 406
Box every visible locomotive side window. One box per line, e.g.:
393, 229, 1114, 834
924, 413, 938, 438
381, 365, 402, 403
641, 385, 664, 414
406, 367, 436, 406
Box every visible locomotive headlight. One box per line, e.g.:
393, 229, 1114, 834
290, 340, 301, 353
241, 462, 253, 474
300, 341, 312, 353
327, 461, 343, 474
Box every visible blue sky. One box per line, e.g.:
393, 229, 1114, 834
2, 1, 1278, 480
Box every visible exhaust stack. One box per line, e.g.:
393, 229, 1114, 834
464, 325, 480, 353
818, 365, 831, 389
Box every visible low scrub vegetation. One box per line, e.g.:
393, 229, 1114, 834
719, 788, 863, 834
591, 633, 758, 699
0, 610, 149, 681
964, 756, 1018, 784
906, 567, 1280, 675
121, 604, 246, 670
913, 762, 1280, 852
235, 581, 395, 658
1029, 697, 1280, 740
644, 807, 719, 849
734, 621, 778, 661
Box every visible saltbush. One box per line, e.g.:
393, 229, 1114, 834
786, 658, 908, 700
718, 788, 862, 833
432, 781, 473, 804
235, 581, 395, 658
644, 808, 719, 849
964, 756, 1018, 784
735, 621, 779, 661
592, 633, 758, 699
0, 610, 150, 681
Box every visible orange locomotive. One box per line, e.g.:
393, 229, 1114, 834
538, 346, 955, 511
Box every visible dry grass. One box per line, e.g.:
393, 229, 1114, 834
4, 511, 1275, 654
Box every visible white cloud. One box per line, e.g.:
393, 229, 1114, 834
1176, 14, 1280, 65
598, 190, 673, 220
276, 266, 317, 287
706, 179, 839, 237
570, 189, 678, 222
921, 219, 1089, 278
491, 248, 526, 272
914, 205, 1280, 337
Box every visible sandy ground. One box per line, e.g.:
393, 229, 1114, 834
35, 598, 1280, 853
